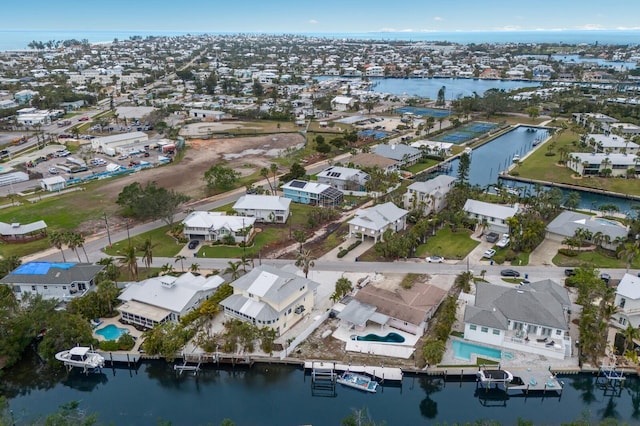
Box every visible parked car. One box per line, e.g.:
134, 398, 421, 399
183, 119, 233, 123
501, 269, 521, 277
48, 167, 58, 174
188, 240, 200, 250
483, 249, 496, 259
485, 232, 499, 243
600, 273, 611, 283
496, 234, 510, 248
426, 255, 444, 263
564, 268, 576, 277
78, 116, 89, 121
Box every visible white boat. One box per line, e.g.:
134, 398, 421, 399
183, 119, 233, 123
55, 346, 105, 371
336, 372, 378, 393
476, 369, 514, 384
512, 154, 520, 162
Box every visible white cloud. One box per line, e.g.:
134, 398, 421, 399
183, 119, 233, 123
433, 16, 443, 21
492, 26, 523, 31
378, 27, 415, 33
574, 24, 605, 30
308, 19, 318, 24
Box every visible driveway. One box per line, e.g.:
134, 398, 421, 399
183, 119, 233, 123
529, 239, 562, 266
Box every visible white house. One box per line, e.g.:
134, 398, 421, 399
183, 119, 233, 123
403, 175, 456, 214
219, 265, 319, 336
365, 65, 385, 77
316, 166, 369, 192
232, 195, 291, 224
40, 176, 66, 192
546, 211, 628, 250
463, 199, 518, 234
586, 133, 639, 154
348, 202, 408, 242
410, 140, 454, 157
373, 144, 422, 167
0, 261, 104, 301
182, 211, 255, 243
463, 280, 571, 360
331, 96, 355, 111
613, 273, 640, 329
0, 220, 47, 243
188, 109, 229, 121
118, 273, 225, 328
567, 152, 638, 177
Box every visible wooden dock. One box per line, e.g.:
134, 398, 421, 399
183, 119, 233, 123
304, 361, 402, 382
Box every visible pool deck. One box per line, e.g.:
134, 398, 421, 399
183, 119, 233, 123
305, 360, 403, 382
333, 326, 418, 359
93, 316, 142, 342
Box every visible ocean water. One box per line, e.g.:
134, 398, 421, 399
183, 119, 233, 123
2, 29, 640, 51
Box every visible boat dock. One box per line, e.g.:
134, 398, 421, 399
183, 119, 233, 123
304, 361, 403, 382
505, 367, 564, 393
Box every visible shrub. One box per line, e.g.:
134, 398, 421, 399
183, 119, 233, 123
510, 171, 520, 176
99, 340, 120, 351
337, 249, 349, 258
492, 254, 505, 264
504, 249, 517, 261
545, 152, 556, 157
558, 248, 578, 257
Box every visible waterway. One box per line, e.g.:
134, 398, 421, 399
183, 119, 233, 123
2, 357, 639, 425
369, 77, 540, 99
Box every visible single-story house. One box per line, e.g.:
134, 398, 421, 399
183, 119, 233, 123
463, 199, 518, 234
613, 273, 640, 329
348, 153, 398, 174
463, 280, 571, 360
232, 194, 291, 223
91, 132, 149, 156
40, 176, 66, 192
219, 265, 319, 336
182, 211, 255, 243
567, 152, 638, 177
282, 180, 344, 208
316, 166, 369, 192
331, 96, 355, 111
348, 202, 408, 242
118, 273, 225, 328
373, 144, 422, 167
403, 175, 456, 214
546, 211, 628, 250
0, 220, 47, 243
410, 140, 454, 157
0, 261, 104, 301
188, 109, 230, 121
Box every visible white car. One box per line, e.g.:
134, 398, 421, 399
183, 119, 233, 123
49, 167, 59, 174
426, 255, 444, 263
496, 234, 510, 248
483, 249, 496, 259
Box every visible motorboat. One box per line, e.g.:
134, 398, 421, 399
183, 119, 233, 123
336, 371, 378, 393
512, 154, 521, 162
476, 369, 513, 384
55, 346, 105, 371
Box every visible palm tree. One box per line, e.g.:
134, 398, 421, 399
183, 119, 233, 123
160, 263, 174, 276
239, 254, 251, 273
119, 245, 138, 281
75, 233, 90, 262
224, 260, 241, 281
270, 163, 278, 195
97, 257, 119, 282
260, 167, 273, 195
189, 263, 200, 274
65, 232, 82, 262
49, 231, 66, 262
623, 324, 640, 354
295, 249, 316, 278
141, 238, 157, 273
175, 255, 187, 272
618, 242, 640, 272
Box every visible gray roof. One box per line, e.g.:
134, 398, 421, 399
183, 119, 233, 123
349, 202, 408, 232
407, 175, 456, 194
337, 299, 379, 327
220, 293, 280, 322
468, 281, 569, 331
228, 265, 319, 305
546, 211, 627, 240
233, 195, 291, 211
0, 220, 47, 236
374, 144, 420, 161
1, 262, 104, 285
463, 199, 518, 220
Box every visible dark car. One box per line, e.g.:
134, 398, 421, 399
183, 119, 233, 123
485, 232, 499, 243
600, 273, 611, 283
188, 240, 200, 250
500, 269, 521, 277
564, 268, 576, 277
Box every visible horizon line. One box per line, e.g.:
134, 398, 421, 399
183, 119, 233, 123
3, 28, 640, 33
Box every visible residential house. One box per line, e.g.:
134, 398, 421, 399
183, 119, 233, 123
182, 211, 255, 243
118, 273, 225, 328
463, 280, 571, 360
463, 199, 518, 234
14, 89, 38, 104
546, 211, 627, 250
40, 176, 66, 192
331, 96, 355, 111
410, 140, 454, 157
1, 261, 104, 301
188, 109, 229, 121
282, 180, 344, 208
403, 175, 456, 214
586, 133, 639, 154
567, 152, 637, 177
373, 144, 422, 168
613, 273, 640, 329
348, 202, 408, 242
0, 220, 47, 243
232, 194, 291, 223
348, 152, 398, 174
316, 166, 369, 192
219, 265, 319, 336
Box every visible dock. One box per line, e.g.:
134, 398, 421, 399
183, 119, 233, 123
474, 365, 563, 394
304, 361, 403, 382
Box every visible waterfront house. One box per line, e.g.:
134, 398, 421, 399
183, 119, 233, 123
348, 202, 408, 242
316, 166, 369, 192
0, 220, 47, 243
232, 194, 291, 223
585, 133, 639, 154
118, 273, 225, 328
331, 96, 355, 111
348, 152, 398, 174
182, 211, 255, 244
613, 273, 640, 329
0, 261, 104, 301
403, 175, 456, 214
567, 152, 637, 177
463, 199, 518, 234
282, 180, 344, 208
410, 140, 454, 157
219, 265, 319, 336
463, 280, 572, 360
373, 144, 422, 168
546, 211, 627, 251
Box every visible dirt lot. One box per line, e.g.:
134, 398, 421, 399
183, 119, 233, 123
92, 132, 306, 202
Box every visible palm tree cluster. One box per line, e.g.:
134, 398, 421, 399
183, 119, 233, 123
48, 231, 89, 263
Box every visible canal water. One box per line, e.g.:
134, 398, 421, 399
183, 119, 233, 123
3, 358, 639, 426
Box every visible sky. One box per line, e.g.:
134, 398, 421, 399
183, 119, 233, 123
4, 0, 640, 33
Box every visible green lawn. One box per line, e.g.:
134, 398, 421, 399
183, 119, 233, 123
405, 159, 441, 174
553, 248, 640, 269
103, 226, 182, 258
196, 227, 281, 258
416, 227, 479, 260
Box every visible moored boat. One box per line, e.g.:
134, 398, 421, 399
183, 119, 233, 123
55, 346, 105, 371
476, 369, 513, 384
336, 371, 378, 393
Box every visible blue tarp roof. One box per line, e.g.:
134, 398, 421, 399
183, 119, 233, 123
13, 262, 76, 275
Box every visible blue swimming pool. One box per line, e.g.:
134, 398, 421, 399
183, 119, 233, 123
594, 218, 624, 227
352, 332, 406, 343
95, 324, 129, 341
452, 340, 503, 361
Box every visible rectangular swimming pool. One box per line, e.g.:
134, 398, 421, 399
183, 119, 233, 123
452, 340, 502, 361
